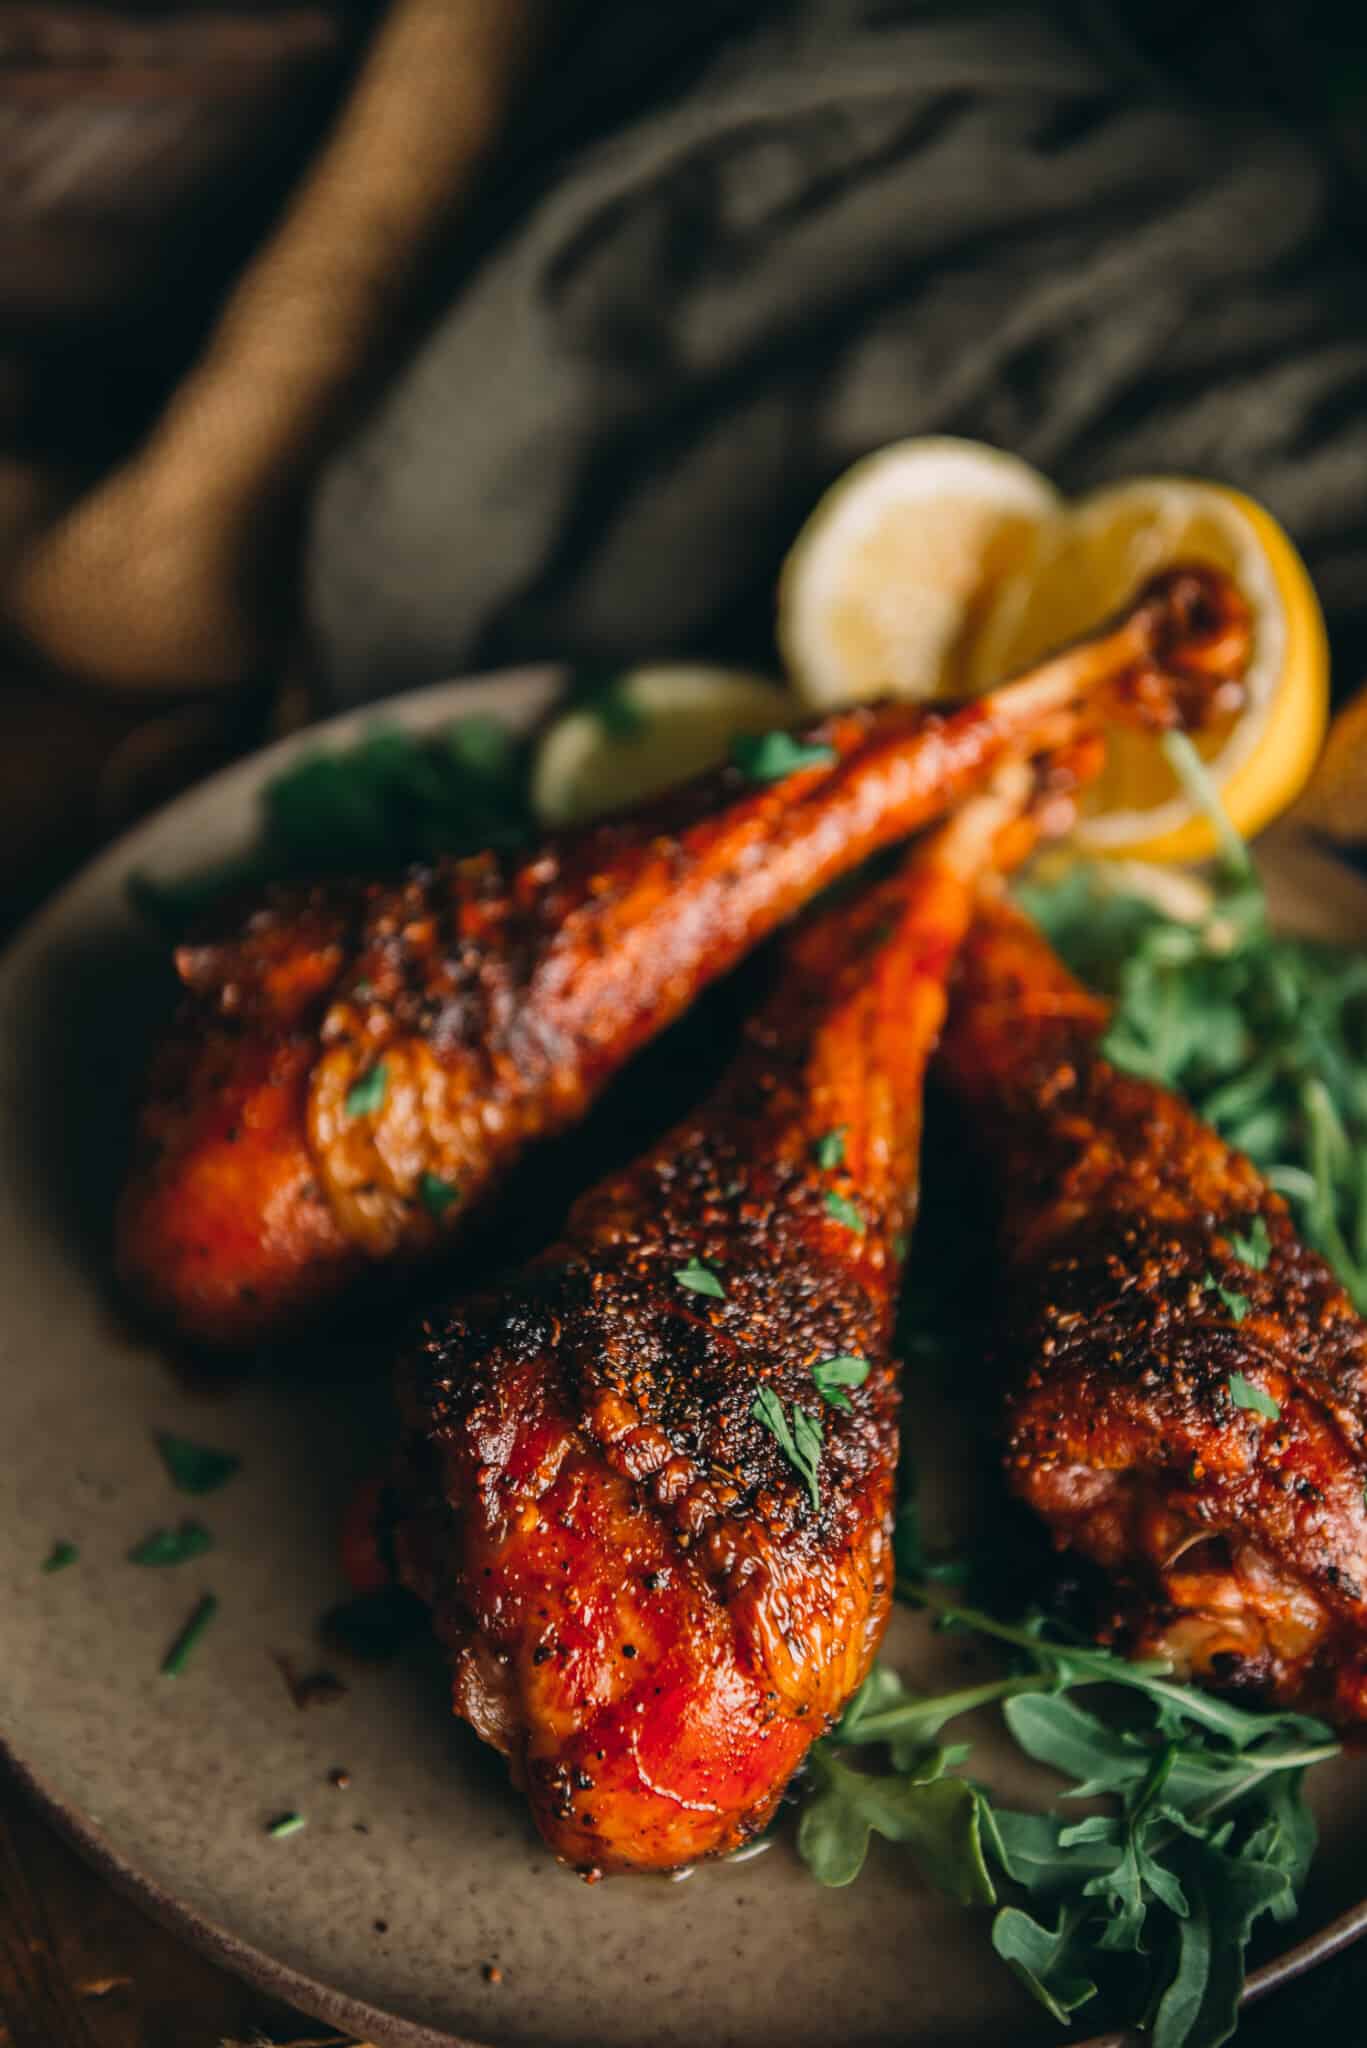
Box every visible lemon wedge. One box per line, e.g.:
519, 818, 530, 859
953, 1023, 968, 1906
532, 664, 797, 826
973, 478, 1329, 862
779, 437, 1062, 707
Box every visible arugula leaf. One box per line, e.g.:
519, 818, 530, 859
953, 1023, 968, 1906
835, 1663, 1035, 1768
814, 1127, 847, 1169
730, 731, 837, 783
1020, 824, 1367, 1314
156, 1433, 241, 1495
811, 1354, 869, 1413
41, 1540, 78, 1573
992, 1901, 1099, 2022
799, 1743, 995, 1901
1152, 1834, 1293, 2048
815, 1585, 1338, 2048
674, 1257, 725, 1299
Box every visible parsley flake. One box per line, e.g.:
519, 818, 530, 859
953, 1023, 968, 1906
752, 1386, 823, 1510
419, 1171, 460, 1220
730, 731, 837, 783
674, 1258, 725, 1300
1206, 1275, 1252, 1323
156, 1434, 241, 1495
1229, 1215, 1272, 1271
128, 1521, 214, 1568
41, 1540, 78, 1574
811, 1355, 871, 1414
814, 1128, 847, 1170
266, 1810, 307, 1840
1228, 1371, 1280, 1421
824, 1190, 865, 1235
345, 1063, 388, 1119
161, 1592, 219, 1676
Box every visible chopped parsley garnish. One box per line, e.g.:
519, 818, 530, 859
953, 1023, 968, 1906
419, 1171, 460, 1220
1204, 1275, 1252, 1323
41, 1540, 78, 1574
674, 1258, 725, 1300
1228, 1371, 1280, 1421
752, 1386, 823, 1510
824, 1190, 865, 1234
811, 1355, 870, 1414
1229, 1215, 1272, 1271
128, 1521, 213, 1568
730, 731, 837, 783
161, 1593, 219, 1676
345, 1063, 388, 1119
265, 1811, 307, 1840
814, 1128, 847, 1170
156, 1433, 241, 1496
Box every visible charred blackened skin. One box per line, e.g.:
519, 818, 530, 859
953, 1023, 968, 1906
117, 566, 1251, 1349
389, 788, 1032, 1876
938, 900, 1367, 1731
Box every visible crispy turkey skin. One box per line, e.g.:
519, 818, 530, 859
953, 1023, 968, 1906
389, 802, 1019, 1875
116, 567, 1250, 1347
938, 899, 1367, 1729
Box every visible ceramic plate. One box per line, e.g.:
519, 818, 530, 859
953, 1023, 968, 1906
3, 672, 1367, 2048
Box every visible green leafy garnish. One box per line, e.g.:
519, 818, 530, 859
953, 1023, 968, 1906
1229, 1216, 1272, 1271
573, 668, 646, 739
1205, 1276, 1252, 1323
1019, 757, 1367, 1313
129, 718, 531, 936
161, 1592, 219, 1676
265, 1810, 307, 1840
41, 1540, 78, 1574
814, 1127, 847, 1170
751, 1386, 823, 1510
674, 1258, 725, 1299
730, 731, 837, 783
800, 1589, 1336, 2048
345, 1063, 388, 1119
1227, 1372, 1280, 1421
824, 1190, 865, 1234
419, 1171, 460, 1220
128, 1521, 214, 1568
156, 1434, 241, 1495
811, 1354, 870, 1413
799, 1741, 994, 1898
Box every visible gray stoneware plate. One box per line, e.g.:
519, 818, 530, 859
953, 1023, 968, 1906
3, 671, 1367, 2048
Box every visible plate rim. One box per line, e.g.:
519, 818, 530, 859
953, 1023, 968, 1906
3, 663, 1366, 2047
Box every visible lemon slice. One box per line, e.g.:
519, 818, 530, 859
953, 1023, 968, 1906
972, 478, 1329, 862
532, 664, 797, 826
779, 437, 1062, 708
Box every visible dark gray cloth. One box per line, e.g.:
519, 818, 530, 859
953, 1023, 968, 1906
307, 1, 1367, 703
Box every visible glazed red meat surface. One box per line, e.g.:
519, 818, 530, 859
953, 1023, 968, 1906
389, 795, 1020, 1875
116, 568, 1249, 1347
938, 898, 1367, 1729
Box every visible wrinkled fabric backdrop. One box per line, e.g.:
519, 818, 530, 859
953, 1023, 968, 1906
307, 0, 1367, 705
